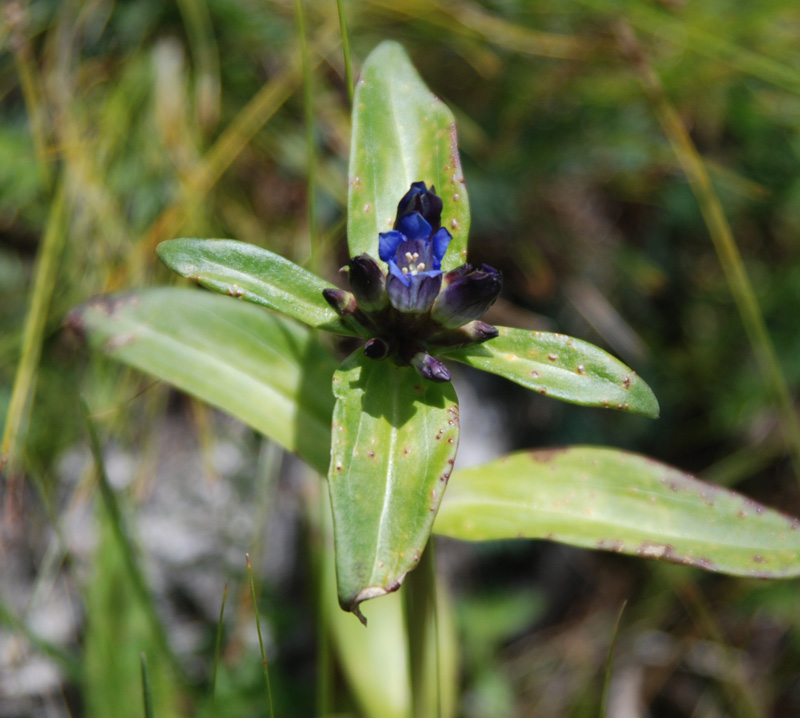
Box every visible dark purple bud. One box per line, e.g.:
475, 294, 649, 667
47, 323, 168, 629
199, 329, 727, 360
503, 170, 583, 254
431, 264, 502, 328
322, 288, 358, 316
427, 320, 499, 349
460, 320, 499, 343
364, 337, 390, 359
394, 181, 443, 230
386, 272, 442, 314
411, 352, 451, 383
348, 254, 387, 312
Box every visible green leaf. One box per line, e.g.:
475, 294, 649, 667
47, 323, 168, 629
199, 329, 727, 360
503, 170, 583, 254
445, 326, 660, 418
157, 238, 362, 336
436, 447, 800, 578
329, 351, 459, 620
348, 41, 470, 271
67, 287, 337, 473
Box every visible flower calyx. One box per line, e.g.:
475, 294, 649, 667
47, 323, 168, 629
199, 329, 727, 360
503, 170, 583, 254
324, 182, 502, 382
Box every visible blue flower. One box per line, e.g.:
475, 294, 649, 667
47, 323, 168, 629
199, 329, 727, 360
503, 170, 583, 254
323, 181, 502, 383
379, 211, 452, 313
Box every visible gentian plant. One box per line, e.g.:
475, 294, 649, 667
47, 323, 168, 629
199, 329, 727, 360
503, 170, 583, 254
70, 40, 800, 710
322, 180, 502, 383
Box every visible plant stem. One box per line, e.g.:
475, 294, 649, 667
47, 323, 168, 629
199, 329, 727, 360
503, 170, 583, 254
210, 583, 228, 718
246, 553, 275, 718
141, 652, 155, 718
336, 0, 354, 103
403, 539, 441, 718
81, 398, 182, 682
2, 180, 67, 494
294, 0, 318, 270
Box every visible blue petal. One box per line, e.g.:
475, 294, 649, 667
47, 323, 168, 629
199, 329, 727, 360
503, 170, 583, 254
395, 212, 431, 241
386, 272, 442, 313
430, 227, 452, 269
379, 230, 404, 262
387, 260, 411, 286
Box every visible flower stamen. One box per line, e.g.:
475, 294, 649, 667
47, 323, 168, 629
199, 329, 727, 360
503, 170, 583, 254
402, 251, 426, 276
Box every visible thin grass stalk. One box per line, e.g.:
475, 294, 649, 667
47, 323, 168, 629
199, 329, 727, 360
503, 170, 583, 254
336, 0, 354, 103
379, 0, 592, 60
81, 398, 182, 682
115, 22, 342, 289
175, 0, 221, 130
9, 18, 53, 190
0, 596, 81, 682
2, 180, 67, 492
294, 0, 318, 269
246, 553, 275, 718
600, 600, 626, 718
403, 539, 442, 718
673, 580, 763, 718
614, 21, 800, 483
314, 488, 332, 718
141, 652, 155, 718
597, 0, 800, 97
210, 583, 229, 718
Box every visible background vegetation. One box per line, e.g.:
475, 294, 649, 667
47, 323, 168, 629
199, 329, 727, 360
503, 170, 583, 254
2, 0, 800, 715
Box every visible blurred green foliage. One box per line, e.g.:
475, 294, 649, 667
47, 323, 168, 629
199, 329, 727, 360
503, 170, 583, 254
3, 0, 800, 715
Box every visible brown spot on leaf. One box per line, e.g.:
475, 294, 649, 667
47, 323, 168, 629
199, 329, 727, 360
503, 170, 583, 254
530, 448, 568, 462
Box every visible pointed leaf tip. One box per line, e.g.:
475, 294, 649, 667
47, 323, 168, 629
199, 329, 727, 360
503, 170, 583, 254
446, 327, 660, 418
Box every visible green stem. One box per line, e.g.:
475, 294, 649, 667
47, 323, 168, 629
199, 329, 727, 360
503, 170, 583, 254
336, 0, 354, 103
403, 539, 441, 718
2, 180, 67, 480
81, 398, 182, 682
210, 583, 229, 718
246, 554, 275, 718
294, 0, 318, 270
315, 487, 332, 717
141, 653, 155, 718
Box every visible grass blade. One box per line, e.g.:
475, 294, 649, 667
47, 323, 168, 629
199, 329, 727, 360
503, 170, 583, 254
294, 0, 318, 268
141, 652, 155, 718
613, 22, 800, 481
81, 397, 180, 680
210, 583, 229, 718
336, 0, 354, 102
2, 180, 67, 491
246, 553, 274, 718
600, 601, 626, 718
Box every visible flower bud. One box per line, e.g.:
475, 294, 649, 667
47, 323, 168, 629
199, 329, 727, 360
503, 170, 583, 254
364, 337, 390, 360
411, 352, 451, 383
348, 254, 387, 312
394, 181, 443, 230
322, 288, 358, 316
431, 264, 502, 328
428, 320, 499, 349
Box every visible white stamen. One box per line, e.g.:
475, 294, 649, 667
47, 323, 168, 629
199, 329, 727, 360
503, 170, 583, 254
401, 250, 424, 276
